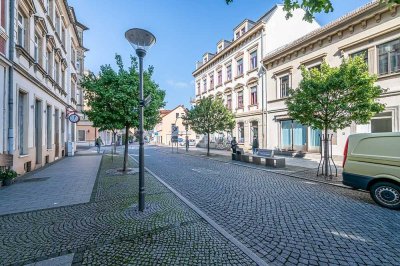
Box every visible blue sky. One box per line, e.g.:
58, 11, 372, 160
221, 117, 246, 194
68, 0, 371, 109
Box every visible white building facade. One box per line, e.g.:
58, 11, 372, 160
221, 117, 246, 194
263, 1, 400, 156
193, 5, 319, 151
0, 0, 87, 174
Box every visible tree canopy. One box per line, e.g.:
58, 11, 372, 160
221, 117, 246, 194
286, 56, 385, 132
225, 0, 399, 22
184, 96, 235, 156
81, 54, 166, 170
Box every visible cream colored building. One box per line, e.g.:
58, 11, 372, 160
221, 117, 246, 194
153, 105, 196, 146
263, 1, 400, 156
1, 0, 87, 174
193, 4, 319, 151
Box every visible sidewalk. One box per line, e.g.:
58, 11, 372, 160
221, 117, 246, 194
157, 144, 344, 186
0, 153, 101, 215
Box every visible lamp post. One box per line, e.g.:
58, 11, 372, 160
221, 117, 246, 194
125, 28, 156, 212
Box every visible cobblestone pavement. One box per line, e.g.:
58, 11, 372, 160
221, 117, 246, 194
0, 155, 254, 265
142, 146, 400, 266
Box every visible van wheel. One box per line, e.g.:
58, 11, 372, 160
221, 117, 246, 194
370, 182, 400, 210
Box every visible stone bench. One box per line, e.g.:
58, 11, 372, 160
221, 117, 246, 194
253, 149, 286, 168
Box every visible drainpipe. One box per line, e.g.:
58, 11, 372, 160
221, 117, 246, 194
260, 28, 265, 149
7, 0, 15, 154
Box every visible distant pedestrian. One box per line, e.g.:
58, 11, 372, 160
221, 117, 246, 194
185, 136, 189, 151
252, 136, 259, 154
95, 137, 104, 153
230, 137, 238, 154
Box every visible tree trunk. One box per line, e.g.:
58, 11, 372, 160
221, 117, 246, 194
123, 125, 129, 171
324, 127, 329, 177
207, 133, 210, 156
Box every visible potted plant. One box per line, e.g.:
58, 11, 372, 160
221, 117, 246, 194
0, 169, 17, 186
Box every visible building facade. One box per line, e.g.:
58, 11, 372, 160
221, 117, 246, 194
263, 1, 400, 156
0, 0, 87, 174
153, 105, 196, 146
193, 5, 319, 151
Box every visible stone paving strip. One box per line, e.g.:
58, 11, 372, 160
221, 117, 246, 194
0, 155, 256, 266
0, 155, 102, 215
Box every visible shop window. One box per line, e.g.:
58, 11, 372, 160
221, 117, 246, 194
371, 111, 393, 133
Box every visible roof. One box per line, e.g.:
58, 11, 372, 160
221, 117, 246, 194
263, 1, 381, 62
160, 110, 172, 117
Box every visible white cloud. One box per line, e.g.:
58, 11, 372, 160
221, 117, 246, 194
166, 79, 193, 89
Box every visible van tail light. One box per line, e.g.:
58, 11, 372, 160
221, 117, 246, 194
343, 138, 349, 168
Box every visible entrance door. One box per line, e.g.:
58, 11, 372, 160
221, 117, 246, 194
54, 109, 60, 158
35, 100, 43, 164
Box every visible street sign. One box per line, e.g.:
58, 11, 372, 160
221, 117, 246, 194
68, 113, 80, 123
144, 95, 152, 107
171, 125, 179, 137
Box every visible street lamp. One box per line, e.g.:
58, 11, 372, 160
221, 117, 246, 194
125, 28, 156, 212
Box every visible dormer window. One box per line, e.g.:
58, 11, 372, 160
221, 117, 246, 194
241, 27, 245, 35
235, 32, 240, 39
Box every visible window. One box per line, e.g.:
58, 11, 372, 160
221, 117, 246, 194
71, 46, 76, 66
78, 130, 86, 141
250, 86, 257, 105
241, 27, 245, 35
48, 0, 54, 20
61, 26, 66, 47
18, 91, 29, 155
217, 70, 222, 85
378, 39, 400, 75
238, 122, 244, 143
235, 32, 240, 39
55, 60, 60, 83
17, 12, 26, 47
203, 78, 207, 92
280, 75, 290, 98
34, 35, 39, 62
47, 105, 52, 149
226, 94, 232, 109
197, 81, 200, 95
351, 49, 368, 65
237, 91, 243, 108
71, 81, 76, 100
250, 51, 257, 70
371, 111, 393, 133
226, 65, 232, 81
237, 58, 243, 76
61, 68, 65, 90
46, 49, 53, 76
55, 10, 61, 35
308, 64, 321, 71
209, 74, 214, 90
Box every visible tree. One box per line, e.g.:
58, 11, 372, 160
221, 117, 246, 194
286, 56, 385, 176
184, 96, 235, 156
81, 54, 166, 171
225, 0, 399, 22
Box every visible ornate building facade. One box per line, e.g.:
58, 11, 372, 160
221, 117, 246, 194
192, 5, 319, 150
263, 1, 400, 156
0, 0, 87, 174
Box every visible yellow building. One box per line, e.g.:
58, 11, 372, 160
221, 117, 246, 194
153, 105, 196, 146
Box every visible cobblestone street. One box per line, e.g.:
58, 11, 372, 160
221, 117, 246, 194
142, 146, 400, 266
0, 153, 254, 265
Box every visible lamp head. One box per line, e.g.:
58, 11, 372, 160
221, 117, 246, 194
125, 28, 156, 54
